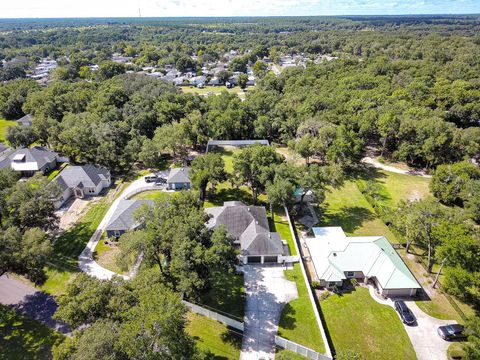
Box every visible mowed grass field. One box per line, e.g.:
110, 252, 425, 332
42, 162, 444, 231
0, 119, 16, 142
186, 313, 242, 359
321, 287, 416, 360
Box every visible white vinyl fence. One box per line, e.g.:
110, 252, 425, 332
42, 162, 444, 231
182, 300, 244, 331
275, 336, 332, 360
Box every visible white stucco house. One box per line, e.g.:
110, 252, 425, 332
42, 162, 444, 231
306, 227, 421, 297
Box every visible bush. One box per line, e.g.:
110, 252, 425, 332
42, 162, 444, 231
319, 291, 331, 301
350, 278, 359, 287
447, 343, 465, 360
311, 281, 321, 288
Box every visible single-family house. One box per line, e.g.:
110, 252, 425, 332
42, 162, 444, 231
105, 199, 153, 238
166, 167, 191, 190
0, 146, 58, 176
205, 201, 286, 264
306, 227, 421, 297
17, 114, 33, 127
54, 165, 111, 208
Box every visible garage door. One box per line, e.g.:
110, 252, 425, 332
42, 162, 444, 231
263, 256, 278, 263
247, 256, 262, 263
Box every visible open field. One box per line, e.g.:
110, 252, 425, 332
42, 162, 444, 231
321, 287, 416, 360
181, 86, 251, 100
0, 304, 63, 360
187, 313, 242, 359
0, 119, 16, 142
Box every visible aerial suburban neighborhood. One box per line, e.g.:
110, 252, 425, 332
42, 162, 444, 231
0, 9, 480, 360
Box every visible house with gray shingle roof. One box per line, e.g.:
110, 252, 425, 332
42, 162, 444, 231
166, 167, 191, 190
0, 146, 58, 176
17, 114, 33, 127
205, 201, 285, 264
54, 165, 111, 208
105, 199, 153, 238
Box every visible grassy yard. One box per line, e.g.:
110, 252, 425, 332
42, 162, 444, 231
186, 313, 242, 359
199, 271, 245, 320
0, 119, 16, 142
0, 305, 63, 360
321, 287, 416, 360
319, 181, 399, 240
41, 198, 110, 295
93, 238, 127, 275
130, 190, 172, 201
278, 263, 325, 354
269, 207, 297, 256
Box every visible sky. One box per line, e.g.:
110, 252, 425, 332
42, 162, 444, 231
0, 0, 479, 18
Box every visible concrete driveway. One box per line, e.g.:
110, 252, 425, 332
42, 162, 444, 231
368, 286, 456, 360
240, 265, 298, 360
78, 174, 162, 280
0, 275, 71, 335
402, 300, 457, 360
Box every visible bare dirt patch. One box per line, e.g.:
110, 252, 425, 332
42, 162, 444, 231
56, 198, 100, 230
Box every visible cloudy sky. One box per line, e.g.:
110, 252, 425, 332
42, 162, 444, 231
1, 0, 479, 18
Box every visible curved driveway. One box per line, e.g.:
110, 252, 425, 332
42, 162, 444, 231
78, 174, 161, 280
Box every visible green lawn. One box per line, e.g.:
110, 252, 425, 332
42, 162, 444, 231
278, 263, 325, 354
321, 287, 416, 360
0, 305, 63, 360
93, 238, 126, 275
130, 190, 172, 201
187, 313, 242, 359
41, 199, 110, 295
269, 207, 297, 256
319, 181, 399, 240
199, 271, 245, 320
0, 119, 16, 142
355, 169, 431, 207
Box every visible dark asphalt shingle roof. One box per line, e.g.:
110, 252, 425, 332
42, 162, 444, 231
205, 201, 284, 256
167, 167, 190, 184
17, 114, 33, 126
0, 146, 58, 170
106, 200, 154, 231
55, 165, 110, 191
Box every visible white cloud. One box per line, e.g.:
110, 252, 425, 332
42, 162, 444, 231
0, 0, 479, 18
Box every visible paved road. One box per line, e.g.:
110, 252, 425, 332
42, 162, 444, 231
0, 275, 71, 335
78, 174, 162, 280
367, 285, 454, 360
240, 265, 298, 360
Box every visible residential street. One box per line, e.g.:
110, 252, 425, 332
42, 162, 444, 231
78, 174, 161, 280
0, 275, 71, 335
240, 265, 298, 360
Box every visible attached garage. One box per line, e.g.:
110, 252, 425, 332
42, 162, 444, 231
247, 256, 262, 263
263, 256, 278, 263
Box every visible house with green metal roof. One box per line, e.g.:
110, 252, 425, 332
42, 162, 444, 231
306, 227, 421, 297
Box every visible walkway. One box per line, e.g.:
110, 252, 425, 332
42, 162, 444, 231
78, 174, 162, 280
0, 275, 71, 335
240, 265, 298, 360
367, 284, 454, 360
362, 156, 431, 178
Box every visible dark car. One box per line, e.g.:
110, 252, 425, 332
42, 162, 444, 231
394, 300, 416, 326
145, 175, 158, 183
437, 324, 466, 340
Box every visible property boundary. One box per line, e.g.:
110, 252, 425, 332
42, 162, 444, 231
284, 206, 333, 359
182, 300, 244, 331
275, 336, 332, 360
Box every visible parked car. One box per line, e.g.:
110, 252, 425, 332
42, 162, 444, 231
437, 324, 466, 340
155, 177, 166, 184
394, 300, 416, 325
145, 175, 158, 183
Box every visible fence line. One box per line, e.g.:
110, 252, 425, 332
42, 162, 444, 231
182, 300, 244, 331
284, 206, 333, 359
275, 336, 332, 360
124, 185, 166, 200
